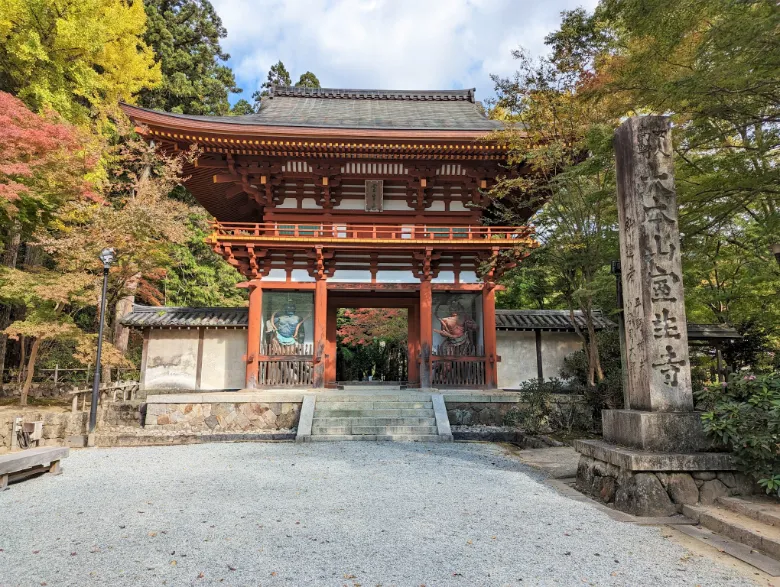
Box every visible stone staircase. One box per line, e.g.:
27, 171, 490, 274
682, 495, 780, 564
301, 387, 452, 441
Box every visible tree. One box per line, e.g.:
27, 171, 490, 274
251, 61, 292, 109
230, 99, 254, 116
138, 0, 242, 116
0, 92, 100, 391
0, 0, 161, 124
295, 72, 321, 89
578, 0, 780, 367
337, 308, 408, 382
0, 92, 97, 234
0, 268, 127, 405
489, 48, 621, 387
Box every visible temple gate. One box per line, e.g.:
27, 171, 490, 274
122, 87, 535, 389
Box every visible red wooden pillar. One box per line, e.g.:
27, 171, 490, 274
312, 278, 328, 388
325, 303, 338, 387
483, 282, 498, 389
245, 283, 263, 388
407, 304, 420, 386
419, 279, 433, 389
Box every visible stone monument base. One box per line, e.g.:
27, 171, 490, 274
602, 409, 714, 452
574, 440, 754, 516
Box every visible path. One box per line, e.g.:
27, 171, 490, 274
0, 442, 759, 586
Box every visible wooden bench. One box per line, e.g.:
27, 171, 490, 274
0, 447, 69, 490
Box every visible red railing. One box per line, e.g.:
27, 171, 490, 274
210, 221, 532, 242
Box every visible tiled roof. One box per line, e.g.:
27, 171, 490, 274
127, 86, 502, 131
687, 324, 742, 340
122, 305, 742, 341
270, 87, 476, 101
120, 305, 247, 328
496, 310, 616, 331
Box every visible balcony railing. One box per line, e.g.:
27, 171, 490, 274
210, 221, 532, 242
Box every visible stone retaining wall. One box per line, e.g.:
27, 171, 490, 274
576, 455, 755, 516
445, 393, 589, 427
144, 402, 301, 433
0, 411, 88, 452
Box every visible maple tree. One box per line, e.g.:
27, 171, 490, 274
0, 92, 97, 232
337, 309, 408, 382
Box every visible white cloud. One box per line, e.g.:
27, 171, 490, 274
213, 0, 599, 104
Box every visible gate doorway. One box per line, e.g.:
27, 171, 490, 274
336, 308, 408, 383
325, 292, 420, 388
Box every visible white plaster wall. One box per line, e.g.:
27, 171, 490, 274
145, 330, 199, 389
200, 329, 247, 390
375, 270, 416, 283
496, 331, 537, 388
542, 332, 582, 380
496, 330, 584, 388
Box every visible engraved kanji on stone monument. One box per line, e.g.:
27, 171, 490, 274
615, 116, 693, 411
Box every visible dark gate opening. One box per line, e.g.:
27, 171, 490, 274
335, 308, 408, 383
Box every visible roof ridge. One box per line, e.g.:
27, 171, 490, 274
131, 304, 247, 312
270, 86, 476, 103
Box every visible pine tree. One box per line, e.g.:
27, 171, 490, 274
138, 0, 242, 116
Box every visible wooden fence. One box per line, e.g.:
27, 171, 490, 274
256, 343, 314, 387
431, 343, 486, 387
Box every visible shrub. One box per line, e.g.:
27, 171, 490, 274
504, 378, 591, 435
696, 372, 780, 496
562, 328, 624, 413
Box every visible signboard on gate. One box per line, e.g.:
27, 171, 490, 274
365, 180, 383, 212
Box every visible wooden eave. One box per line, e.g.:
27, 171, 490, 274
120, 103, 510, 160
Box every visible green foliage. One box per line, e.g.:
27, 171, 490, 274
0, 0, 161, 124
162, 210, 246, 307
504, 378, 591, 434
336, 308, 407, 382
230, 99, 254, 116
562, 328, 624, 412
251, 62, 321, 110
295, 72, 321, 89
139, 0, 241, 116
252, 61, 292, 108
504, 379, 552, 434
697, 373, 780, 496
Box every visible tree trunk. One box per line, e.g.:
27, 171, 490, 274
113, 272, 140, 356
17, 334, 26, 386
0, 222, 22, 394
19, 338, 40, 406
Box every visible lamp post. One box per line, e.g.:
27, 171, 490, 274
89, 248, 115, 435
772, 243, 780, 267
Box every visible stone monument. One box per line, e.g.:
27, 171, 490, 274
574, 117, 751, 516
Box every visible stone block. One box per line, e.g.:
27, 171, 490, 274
665, 473, 699, 506
599, 476, 617, 503
602, 410, 714, 452
574, 439, 735, 472
576, 456, 595, 494
614, 472, 676, 517
699, 479, 729, 505
692, 471, 717, 481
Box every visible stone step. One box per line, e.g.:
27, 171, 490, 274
312, 425, 439, 436
316, 394, 430, 403
313, 409, 435, 418
315, 401, 432, 410
308, 434, 443, 442
313, 417, 437, 427
683, 504, 780, 560
716, 496, 780, 527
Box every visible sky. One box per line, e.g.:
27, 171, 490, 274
212, 0, 599, 106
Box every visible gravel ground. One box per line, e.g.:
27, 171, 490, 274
0, 442, 757, 587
